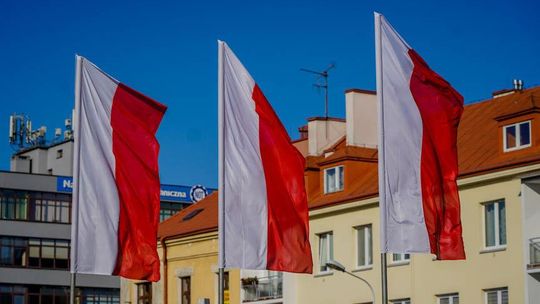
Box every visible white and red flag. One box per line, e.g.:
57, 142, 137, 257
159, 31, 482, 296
70, 56, 167, 280
217, 41, 312, 273
375, 13, 465, 260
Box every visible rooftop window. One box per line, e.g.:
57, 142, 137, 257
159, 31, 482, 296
182, 208, 203, 222
324, 166, 344, 194
503, 121, 531, 152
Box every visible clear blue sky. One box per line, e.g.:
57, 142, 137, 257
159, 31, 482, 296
1, 0, 539, 187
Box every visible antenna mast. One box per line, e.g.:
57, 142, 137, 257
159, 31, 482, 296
300, 63, 335, 118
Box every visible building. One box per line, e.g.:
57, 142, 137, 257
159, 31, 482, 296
285, 85, 540, 304
1, 124, 214, 303
121, 193, 242, 304
121, 84, 540, 304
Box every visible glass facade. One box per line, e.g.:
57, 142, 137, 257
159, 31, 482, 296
0, 189, 71, 223
0, 236, 69, 270
0, 284, 119, 304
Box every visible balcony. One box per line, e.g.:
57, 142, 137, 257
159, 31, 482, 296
241, 274, 282, 303
528, 237, 540, 271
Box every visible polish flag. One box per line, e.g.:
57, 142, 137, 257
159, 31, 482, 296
375, 13, 466, 260
218, 41, 313, 273
70, 56, 167, 280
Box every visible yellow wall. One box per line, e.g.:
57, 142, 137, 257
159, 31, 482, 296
291, 172, 526, 303
122, 231, 241, 304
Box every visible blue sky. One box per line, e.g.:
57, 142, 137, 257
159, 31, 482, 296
1, 0, 539, 187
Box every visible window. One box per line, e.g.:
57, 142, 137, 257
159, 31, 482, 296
56, 149, 63, 159
0, 237, 27, 267
181, 276, 191, 304
391, 298, 411, 304
0, 285, 119, 304
77, 288, 120, 303
137, 282, 152, 304
0, 236, 69, 269
485, 288, 508, 304
391, 253, 410, 264
0, 191, 29, 220
33, 192, 71, 223
356, 225, 372, 268
318, 232, 334, 272
0, 285, 26, 304
438, 293, 459, 304
0, 189, 71, 223
503, 121, 531, 151
324, 166, 344, 193
484, 200, 506, 249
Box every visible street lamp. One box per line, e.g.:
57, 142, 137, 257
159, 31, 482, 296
326, 260, 376, 304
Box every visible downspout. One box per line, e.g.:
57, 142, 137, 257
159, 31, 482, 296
160, 238, 168, 304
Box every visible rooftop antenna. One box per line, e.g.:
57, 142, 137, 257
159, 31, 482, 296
300, 63, 335, 119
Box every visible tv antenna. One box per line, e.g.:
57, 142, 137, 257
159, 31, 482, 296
300, 63, 335, 118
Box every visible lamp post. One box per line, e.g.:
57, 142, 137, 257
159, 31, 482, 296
326, 260, 376, 304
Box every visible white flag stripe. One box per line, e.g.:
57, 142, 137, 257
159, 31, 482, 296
71, 57, 120, 274
377, 13, 430, 253
222, 42, 269, 269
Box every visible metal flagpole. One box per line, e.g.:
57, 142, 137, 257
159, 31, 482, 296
381, 253, 388, 304
70, 55, 83, 304
374, 13, 389, 304
217, 40, 226, 304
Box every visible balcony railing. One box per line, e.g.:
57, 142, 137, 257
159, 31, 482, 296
241, 274, 282, 302
529, 237, 540, 269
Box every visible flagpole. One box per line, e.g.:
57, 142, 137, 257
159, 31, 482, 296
217, 40, 226, 304
70, 54, 83, 304
374, 12, 389, 304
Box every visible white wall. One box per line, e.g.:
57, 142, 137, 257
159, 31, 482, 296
521, 181, 540, 304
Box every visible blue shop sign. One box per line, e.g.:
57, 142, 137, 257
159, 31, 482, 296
56, 176, 213, 203
57, 176, 73, 192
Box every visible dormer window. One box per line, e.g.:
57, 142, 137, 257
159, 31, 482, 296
324, 166, 344, 193
503, 121, 531, 152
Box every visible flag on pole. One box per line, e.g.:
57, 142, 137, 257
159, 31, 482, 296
71, 56, 167, 281
375, 13, 466, 260
218, 41, 312, 273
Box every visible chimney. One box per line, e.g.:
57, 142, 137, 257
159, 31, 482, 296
345, 89, 378, 148
492, 80, 525, 98
298, 125, 308, 139
513, 79, 524, 91
307, 117, 346, 156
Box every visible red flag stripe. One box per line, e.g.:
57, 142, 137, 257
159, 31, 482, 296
111, 83, 167, 281
252, 85, 313, 273
408, 49, 466, 260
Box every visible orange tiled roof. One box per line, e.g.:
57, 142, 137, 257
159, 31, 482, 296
307, 86, 540, 209
158, 192, 218, 240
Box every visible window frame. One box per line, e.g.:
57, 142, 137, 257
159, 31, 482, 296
323, 166, 344, 194
317, 231, 334, 273
390, 298, 411, 304
0, 189, 71, 224
437, 293, 459, 304
0, 236, 70, 270
503, 120, 531, 152
484, 287, 508, 304
137, 282, 152, 304
390, 253, 410, 266
180, 276, 191, 304
482, 200, 507, 251
355, 224, 373, 269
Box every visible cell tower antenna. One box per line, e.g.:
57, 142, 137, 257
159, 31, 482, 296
300, 63, 335, 118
